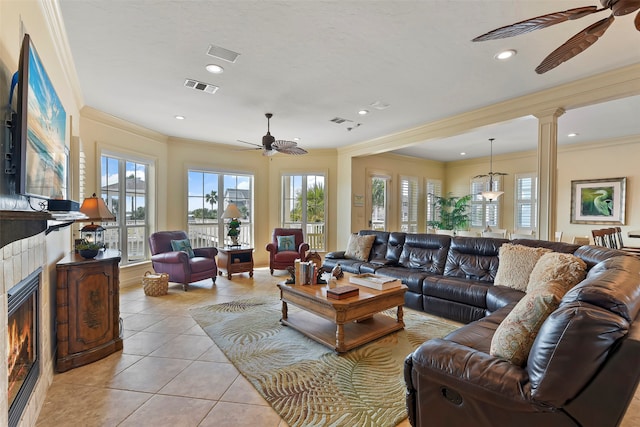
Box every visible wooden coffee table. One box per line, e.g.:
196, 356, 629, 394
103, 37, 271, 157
277, 276, 407, 353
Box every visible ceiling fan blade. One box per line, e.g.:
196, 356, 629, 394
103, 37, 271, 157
636, 10, 640, 30
535, 15, 614, 74
237, 139, 262, 148
472, 6, 601, 41
272, 140, 308, 155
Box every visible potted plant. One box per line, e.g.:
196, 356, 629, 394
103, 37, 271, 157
76, 240, 103, 259
427, 192, 472, 233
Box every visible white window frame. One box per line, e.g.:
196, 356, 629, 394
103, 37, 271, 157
426, 178, 442, 229
470, 176, 502, 229
515, 172, 538, 232
281, 173, 326, 251
400, 176, 419, 233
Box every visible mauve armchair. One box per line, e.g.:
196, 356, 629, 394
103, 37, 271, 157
148, 230, 218, 291
265, 228, 309, 274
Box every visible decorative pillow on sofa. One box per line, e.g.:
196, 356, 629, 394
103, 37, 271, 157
494, 244, 552, 292
527, 252, 587, 294
170, 239, 195, 258
345, 234, 376, 262
277, 235, 296, 252
490, 280, 567, 366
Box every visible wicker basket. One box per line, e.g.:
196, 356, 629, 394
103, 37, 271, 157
142, 271, 169, 296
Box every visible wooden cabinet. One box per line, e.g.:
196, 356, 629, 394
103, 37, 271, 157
217, 247, 254, 279
55, 250, 122, 372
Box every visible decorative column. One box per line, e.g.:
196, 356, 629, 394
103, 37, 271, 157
534, 108, 564, 241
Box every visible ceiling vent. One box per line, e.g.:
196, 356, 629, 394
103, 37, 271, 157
370, 101, 391, 110
330, 117, 352, 124
206, 44, 240, 63
184, 79, 218, 94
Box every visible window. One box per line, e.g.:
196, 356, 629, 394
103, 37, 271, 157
400, 176, 418, 232
101, 154, 151, 265
282, 174, 326, 251
515, 173, 537, 231
188, 170, 253, 248
370, 175, 389, 231
470, 176, 502, 229
426, 179, 442, 228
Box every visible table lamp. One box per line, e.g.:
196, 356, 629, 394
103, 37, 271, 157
221, 203, 242, 246
77, 193, 116, 248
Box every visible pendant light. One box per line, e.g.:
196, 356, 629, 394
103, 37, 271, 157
476, 138, 506, 202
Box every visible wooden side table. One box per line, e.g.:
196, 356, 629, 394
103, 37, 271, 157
217, 246, 254, 279
55, 249, 122, 372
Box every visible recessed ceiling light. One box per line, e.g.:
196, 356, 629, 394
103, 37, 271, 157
568, 132, 578, 137
293, 137, 300, 141
460, 152, 466, 156
205, 64, 224, 74
175, 115, 185, 120
494, 49, 517, 60
358, 110, 369, 115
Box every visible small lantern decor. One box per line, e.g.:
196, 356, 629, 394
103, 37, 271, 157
76, 193, 115, 250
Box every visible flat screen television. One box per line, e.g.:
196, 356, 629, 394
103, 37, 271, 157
14, 33, 67, 199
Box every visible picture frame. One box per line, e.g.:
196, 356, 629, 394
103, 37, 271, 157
570, 177, 626, 225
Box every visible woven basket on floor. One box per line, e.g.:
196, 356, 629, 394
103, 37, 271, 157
142, 271, 169, 296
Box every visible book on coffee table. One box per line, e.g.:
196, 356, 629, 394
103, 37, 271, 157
349, 273, 402, 290
326, 285, 359, 300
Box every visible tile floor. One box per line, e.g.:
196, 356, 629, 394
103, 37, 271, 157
35, 267, 639, 427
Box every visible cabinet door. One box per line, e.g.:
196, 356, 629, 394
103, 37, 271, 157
66, 266, 114, 353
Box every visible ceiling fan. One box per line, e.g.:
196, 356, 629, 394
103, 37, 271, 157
472, 0, 640, 74
238, 113, 308, 156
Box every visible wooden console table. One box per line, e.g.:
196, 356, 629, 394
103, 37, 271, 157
55, 250, 122, 372
217, 246, 254, 279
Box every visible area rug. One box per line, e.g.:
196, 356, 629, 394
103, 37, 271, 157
190, 296, 460, 427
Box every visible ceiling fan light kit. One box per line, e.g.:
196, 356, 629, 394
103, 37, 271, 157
238, 113, 308, 156
473, 0, 640, 74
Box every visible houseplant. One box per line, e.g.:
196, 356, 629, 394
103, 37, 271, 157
427, 192, 472, 232
75, 240, 103, 259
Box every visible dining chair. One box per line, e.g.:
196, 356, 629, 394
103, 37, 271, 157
554, 231, 563, 242
456, 230, 479, 237
482, 231, 507, 239
435, 229, 455, 236
572, 236, 591, 245
510, 233, 537, 240
614, 227, 640, 254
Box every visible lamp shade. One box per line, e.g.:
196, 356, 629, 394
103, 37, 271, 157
78, 193, 115, 222
221, 203, 242, 219
481, 190, 504, 202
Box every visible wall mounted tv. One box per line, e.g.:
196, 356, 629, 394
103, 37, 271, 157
14, 33, 67, 200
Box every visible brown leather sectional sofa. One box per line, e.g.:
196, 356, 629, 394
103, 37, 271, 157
323, 230, 640, 426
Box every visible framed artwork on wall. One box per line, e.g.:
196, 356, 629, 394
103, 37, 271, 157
570, 177, 626, 225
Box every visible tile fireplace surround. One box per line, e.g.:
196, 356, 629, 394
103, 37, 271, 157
1, 213, 58, 426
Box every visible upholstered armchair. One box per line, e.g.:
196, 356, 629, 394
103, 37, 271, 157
148, 230, 218, 291
265, 228, 309, 274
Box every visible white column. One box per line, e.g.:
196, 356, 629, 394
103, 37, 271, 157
534, 108, 564, 241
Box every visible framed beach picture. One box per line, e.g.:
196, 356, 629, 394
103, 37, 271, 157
570, 177, 626, 225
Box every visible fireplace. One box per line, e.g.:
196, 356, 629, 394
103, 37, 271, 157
7, 268, 40, 427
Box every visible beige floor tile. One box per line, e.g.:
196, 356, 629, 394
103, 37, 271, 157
197, 343, 232, 363
184, 323, 208, 335
36, 382, 151, 427
142, 314, 197, 334
149, 334, 214, 359
118, 394, 215, 427
221, 374, 270, 406
159, 360, 239, 400
199, 401, 282, 427
108, 356, 191, 393
122, 330, 178, 356
54, 352, 143, 387
122, 312, 167, 331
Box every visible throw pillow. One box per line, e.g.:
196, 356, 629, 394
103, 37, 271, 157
527, 252, 587, 294
344, 234, 376, 262
170, 238, 195, 258
493, 244, 552, 292
490, 280, 567, 366
277, 235, 296, 252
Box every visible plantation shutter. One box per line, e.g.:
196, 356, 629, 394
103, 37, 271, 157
426, 179, 442, 226
401, 176, 419, 233
515, 173, 537, 230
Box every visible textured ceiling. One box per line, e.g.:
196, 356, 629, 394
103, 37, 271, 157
58, 0, 640, 161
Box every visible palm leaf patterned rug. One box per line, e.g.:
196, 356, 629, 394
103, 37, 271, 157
190, 296, 460, 427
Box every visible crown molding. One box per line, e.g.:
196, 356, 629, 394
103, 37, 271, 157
82, 106, 168, 142
340, 63, 640, 158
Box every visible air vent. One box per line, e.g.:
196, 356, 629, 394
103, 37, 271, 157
206, 44, 240, 63
184, 79, 218, 94
370, 101, 391, 110
330, 117, 352, 124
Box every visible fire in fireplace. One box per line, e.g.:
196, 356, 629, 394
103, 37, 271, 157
7, 268, 40, 427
